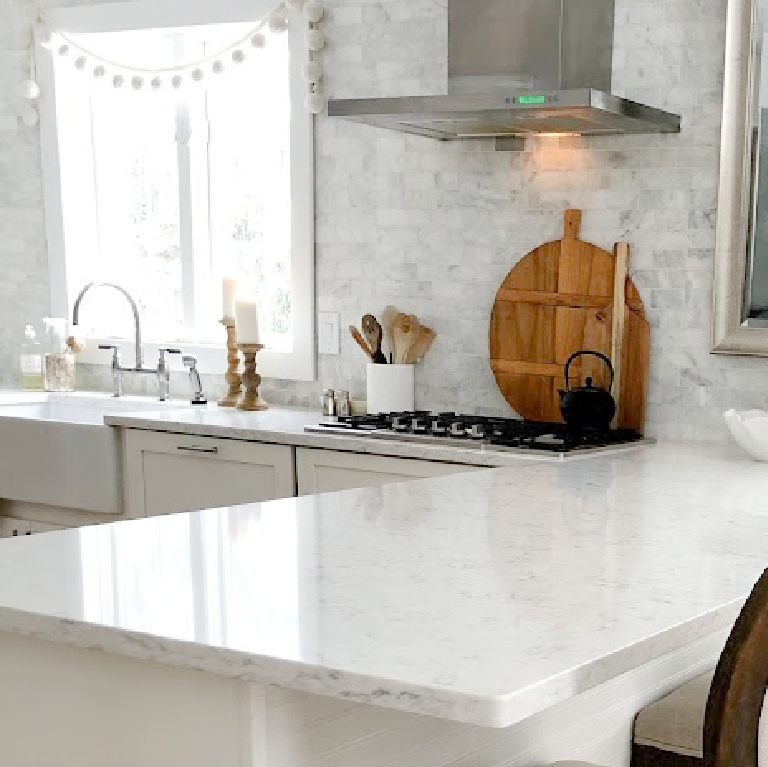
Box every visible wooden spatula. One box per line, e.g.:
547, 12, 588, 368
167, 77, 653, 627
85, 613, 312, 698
349, 325, 373, 360
361, 314, 387, 364
381, 305, 399, 361
392, 313, 420, 364
404, 325, 436, 364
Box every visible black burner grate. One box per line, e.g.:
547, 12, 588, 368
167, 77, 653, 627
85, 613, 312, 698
323, 412, 642, 452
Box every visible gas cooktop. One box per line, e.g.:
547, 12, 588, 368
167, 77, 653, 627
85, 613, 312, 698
304, 412, 647, 456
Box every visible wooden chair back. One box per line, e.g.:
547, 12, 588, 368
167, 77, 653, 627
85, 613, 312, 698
705, 568, 768, 767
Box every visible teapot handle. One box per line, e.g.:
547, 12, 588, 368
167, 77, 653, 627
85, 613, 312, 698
564, 350, 614, 392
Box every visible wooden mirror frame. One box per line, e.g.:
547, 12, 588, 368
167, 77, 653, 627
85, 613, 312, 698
712, 0, 768, 354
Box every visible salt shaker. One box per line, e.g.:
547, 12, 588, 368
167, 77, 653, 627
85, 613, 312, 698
336, 390, 351, 417
322, 388, 336, 416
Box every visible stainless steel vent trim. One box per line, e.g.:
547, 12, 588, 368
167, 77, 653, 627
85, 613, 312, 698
327, 90, 682, 138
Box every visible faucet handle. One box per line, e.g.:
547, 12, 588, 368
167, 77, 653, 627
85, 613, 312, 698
98, 344, 121, 363
182, 354, 198, 369
158, 347, 181, 364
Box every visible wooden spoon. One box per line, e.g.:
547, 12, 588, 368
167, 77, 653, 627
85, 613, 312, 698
381, 305, 399, 361
392, 313, 420, 364
361, 314, 387, 364
349, 325, 373, 360
404, 325, 436, 364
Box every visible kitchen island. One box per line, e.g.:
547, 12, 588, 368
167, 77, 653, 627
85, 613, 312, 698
0, 442, 765, 767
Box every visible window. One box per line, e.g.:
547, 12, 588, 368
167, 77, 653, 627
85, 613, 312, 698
38, 0, 315, 380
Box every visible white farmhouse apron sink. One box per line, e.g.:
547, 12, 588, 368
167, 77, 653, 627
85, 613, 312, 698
0, 392, 186, 514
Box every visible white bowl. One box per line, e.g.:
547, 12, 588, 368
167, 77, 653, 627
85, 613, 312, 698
723, 409, 768, 461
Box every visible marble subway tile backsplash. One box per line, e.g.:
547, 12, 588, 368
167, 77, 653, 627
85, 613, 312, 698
0, 0, 764, 441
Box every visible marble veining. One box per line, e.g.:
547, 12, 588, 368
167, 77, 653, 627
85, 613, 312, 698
0, 443, 764, 727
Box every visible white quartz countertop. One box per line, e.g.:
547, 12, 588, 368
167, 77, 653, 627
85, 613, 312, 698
103, 405, 646, 466
0, 442, 766, 727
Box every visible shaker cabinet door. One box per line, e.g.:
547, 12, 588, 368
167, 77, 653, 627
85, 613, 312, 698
295, 447, 483, 496
123, 430, 295, 518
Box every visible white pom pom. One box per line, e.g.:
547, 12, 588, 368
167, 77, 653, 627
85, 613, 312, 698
250, 33, 266, 48
93, 66, 106, 78
20, 105, 39, 127
171, 75, 183, 89
301, 62, 322, 84
307, 29, 325, 51
18, 80, 41, 100
112, 74, 124, 88
131, 76, 144, 90
285, 0, 304, 9
58, 44, 69, 57
231, 49, 246, 64
190, 68, 204, 82
305, 90, 326, 114
150, 76, 162, 89
35, 23, 52, 46
303, 1, 324, 23
212, 60, 224, 75
268, 13, 289, 32
75, 56, 87, 70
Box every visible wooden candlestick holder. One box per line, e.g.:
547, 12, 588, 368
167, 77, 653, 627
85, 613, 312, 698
237, 344, 268, 411
218, 318, 242, 408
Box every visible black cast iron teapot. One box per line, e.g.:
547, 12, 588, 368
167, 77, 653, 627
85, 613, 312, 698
558, 350, 616, 429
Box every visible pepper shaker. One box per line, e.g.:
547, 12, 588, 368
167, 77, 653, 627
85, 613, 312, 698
322, 388, 336, 416
336, 390, 351, 417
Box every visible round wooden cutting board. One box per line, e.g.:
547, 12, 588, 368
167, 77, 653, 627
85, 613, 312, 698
489, 209, 650, 432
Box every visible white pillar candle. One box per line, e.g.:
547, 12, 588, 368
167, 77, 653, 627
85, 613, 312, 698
222, 278, 238, 320
235, 300, 260, 344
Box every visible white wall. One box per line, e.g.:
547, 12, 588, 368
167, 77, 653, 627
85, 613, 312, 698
0, 0, 763, 442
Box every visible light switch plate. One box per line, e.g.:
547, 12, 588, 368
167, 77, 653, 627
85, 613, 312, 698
318, 312, 340, 355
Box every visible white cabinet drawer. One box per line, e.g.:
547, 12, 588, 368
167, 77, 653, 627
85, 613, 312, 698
123, 430, 295, 517
296, 448, 484, 495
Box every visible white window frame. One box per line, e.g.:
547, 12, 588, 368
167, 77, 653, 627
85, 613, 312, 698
37, 0, 316, 381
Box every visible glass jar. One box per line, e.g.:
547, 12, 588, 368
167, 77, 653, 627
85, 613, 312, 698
43, 353, 76, 392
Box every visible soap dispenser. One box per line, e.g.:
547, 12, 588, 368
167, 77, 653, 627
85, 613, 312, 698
20, 325, 43, 390
42, 317, 75, 392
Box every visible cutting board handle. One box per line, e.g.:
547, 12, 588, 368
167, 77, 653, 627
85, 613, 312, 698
563, 209, 582, 240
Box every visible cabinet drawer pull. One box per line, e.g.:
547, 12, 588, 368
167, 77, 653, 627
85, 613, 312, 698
177, 445, 219, 455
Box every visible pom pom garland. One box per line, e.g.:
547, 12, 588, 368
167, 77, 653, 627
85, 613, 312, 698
29, 2, 325, 112
303, 2, 324, 23
301, 61, 322, 84
305, 90, 326, 114
18, 79, 40, 100
268, 13, 289, 33
307, 29, 325, 51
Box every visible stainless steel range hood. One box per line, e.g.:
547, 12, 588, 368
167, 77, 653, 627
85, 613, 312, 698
327, 0, 681, 143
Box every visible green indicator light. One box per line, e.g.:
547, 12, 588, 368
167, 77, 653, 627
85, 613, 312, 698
518, 94, 547, 105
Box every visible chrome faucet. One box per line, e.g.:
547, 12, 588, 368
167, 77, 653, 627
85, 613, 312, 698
72, 282, 144, 370
182, 355, 207, 405
157, 348, 181, 401
72, 282, 183, 400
